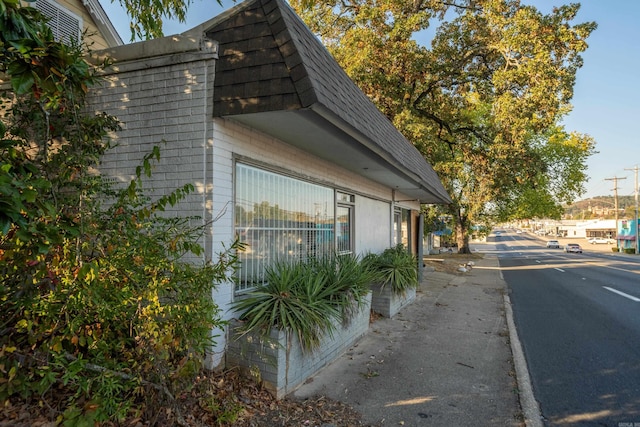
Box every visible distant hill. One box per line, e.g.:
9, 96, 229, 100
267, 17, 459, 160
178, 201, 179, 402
564, 196, 638, 220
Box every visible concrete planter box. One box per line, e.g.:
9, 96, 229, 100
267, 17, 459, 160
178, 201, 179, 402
370, 282, 416, 318
227, 292, 372, 398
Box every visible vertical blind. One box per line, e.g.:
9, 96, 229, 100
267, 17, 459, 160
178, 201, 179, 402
235, 163, 336, 292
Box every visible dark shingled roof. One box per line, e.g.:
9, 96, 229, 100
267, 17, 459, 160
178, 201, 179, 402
199, 0, 450, 204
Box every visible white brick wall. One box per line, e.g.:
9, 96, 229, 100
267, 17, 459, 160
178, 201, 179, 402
88, 55, 229, 366
370, 284, 417, 318
90, 60, 212, 216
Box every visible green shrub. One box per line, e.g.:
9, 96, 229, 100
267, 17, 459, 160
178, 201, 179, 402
365, 244, 419, 295
612, 247, 620, 252
0, 6, 240, 422
623, 248, 635, 254
0, 149, 242, 422
231, 254, 371, 352
313, 253, 374, 321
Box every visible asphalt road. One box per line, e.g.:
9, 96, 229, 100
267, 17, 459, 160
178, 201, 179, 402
489, 230, 640, 427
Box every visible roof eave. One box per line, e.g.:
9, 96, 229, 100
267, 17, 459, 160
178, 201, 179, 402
310, 103, 452, 204
83, 0, 124, 47
226, 106, 452, 205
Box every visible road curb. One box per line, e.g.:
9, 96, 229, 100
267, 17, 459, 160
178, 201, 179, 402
504, 293, 544, 427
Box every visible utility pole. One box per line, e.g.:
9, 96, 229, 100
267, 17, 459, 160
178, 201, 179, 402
605, 176, 627, 251
624, 166, 639, 254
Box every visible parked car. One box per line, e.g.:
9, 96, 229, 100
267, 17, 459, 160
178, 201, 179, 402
588, 237, 614, 244
546, 240, 561, 249
565, 243, 583, 253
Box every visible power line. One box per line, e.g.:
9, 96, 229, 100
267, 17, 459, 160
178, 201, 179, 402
623, 166, 639, 254
605, 176, 627, 250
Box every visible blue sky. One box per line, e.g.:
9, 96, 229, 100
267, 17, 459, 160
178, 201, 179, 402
99, 0, 640, 201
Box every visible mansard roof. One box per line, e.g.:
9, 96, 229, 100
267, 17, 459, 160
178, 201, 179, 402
192, 0, 451, 203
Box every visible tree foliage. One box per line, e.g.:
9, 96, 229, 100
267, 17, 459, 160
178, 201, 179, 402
1, 0, 238, 423
291, 0, 597, 252
112, 0, 223, 41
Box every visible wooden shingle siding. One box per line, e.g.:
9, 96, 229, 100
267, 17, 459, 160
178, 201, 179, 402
209, 1, 305, 116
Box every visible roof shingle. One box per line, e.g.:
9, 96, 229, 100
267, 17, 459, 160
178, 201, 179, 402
202, 0, 450, 204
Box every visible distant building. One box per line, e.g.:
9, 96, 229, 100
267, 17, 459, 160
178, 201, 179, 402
554, 219, 616, 239
617, 219, 638, 251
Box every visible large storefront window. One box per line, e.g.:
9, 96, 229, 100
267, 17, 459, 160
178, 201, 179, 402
235, 163, 335, 292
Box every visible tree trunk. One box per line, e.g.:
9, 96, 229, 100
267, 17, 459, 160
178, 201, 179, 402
454, 212, 471, 254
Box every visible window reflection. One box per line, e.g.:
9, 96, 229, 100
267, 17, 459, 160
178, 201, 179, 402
336, 206, 352, 254
235, 163, 335, 292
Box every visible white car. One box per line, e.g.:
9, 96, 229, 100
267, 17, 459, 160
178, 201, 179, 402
546, 240, 560, 249
565, 243, 583, 253
588, 237, 613, 244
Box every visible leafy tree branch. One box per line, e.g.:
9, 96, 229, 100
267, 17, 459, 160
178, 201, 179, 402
293, 0, 596, 252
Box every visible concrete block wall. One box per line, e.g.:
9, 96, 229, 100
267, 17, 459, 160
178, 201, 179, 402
227, 292, 372, 398
87, 53, 226, 364
370, 284, 417, 318
88, 56, 215, 231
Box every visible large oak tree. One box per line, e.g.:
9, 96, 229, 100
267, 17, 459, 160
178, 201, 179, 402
291, 0, 596, 252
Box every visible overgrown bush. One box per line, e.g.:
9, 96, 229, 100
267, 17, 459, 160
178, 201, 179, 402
1, 3, 239, 423
1, 163, 240, 423
364, 244, 419, 295
230, 254, 372, 352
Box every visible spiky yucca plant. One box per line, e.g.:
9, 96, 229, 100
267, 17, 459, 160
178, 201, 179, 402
231, 254, 371, 352
365, 244, 418, 296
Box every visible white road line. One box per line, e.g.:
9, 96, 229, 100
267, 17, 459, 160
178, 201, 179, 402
603, 286, 640, 302
554, 268, 565, 273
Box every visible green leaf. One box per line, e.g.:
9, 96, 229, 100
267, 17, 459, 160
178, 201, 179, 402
10, 71, 35, 94
22, 188, 37, 203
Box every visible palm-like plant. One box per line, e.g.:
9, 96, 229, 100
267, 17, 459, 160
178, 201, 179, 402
231, 254, 371, 352
365, 245, 418, 296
